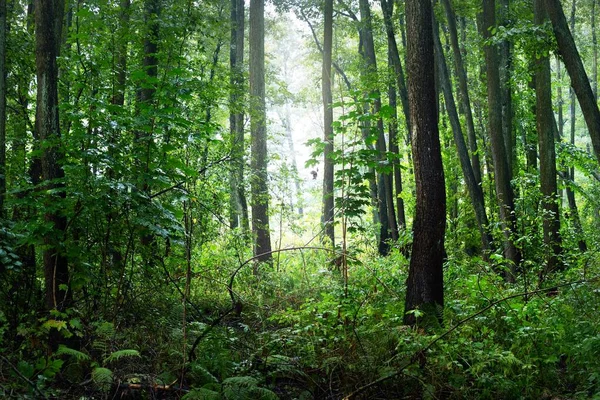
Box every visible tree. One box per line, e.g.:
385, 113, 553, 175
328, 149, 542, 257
229, 0, 249, 232
0, 0, 6, 217
482, 0, 521, 278
357, 0, 397, 255
249, 0, 272, 264
35, 0, 70, 318
433, 19, 492, 255
545, 0, 600, 166
534, 0, 562, 276
403, 0, 445, 326
322, 0, 334, 246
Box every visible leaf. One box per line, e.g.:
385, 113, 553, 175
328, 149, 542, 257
56, 345, 91, 362
104, 349, 141, 364
92, 367, 113, 392
43, 319, 67, 331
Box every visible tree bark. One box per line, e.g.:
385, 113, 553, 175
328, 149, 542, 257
358, 0, 397, 255
483, 0, 521, 278
545, 0, 600, 165
380, 0, 407, 230
35, 0, 70, 317
229, 0, 249, 232
322, 0, 335, 246
249, 0, 272, 265
534, 0, 563, 276
433, 21, 492, 255
499, 0, 515, 175
403, 0, 445, 326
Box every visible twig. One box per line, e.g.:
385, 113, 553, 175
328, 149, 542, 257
0, 355, 48, 399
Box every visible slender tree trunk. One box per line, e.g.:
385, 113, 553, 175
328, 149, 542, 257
381, 0, 407, 230
358, 0, 397, 255
546, 0, 600, 165
483, 0, 521, 278
534, 0, 563, 276
322, 0, 335, 246
35, 0, 70, 320
281, 107, 303, 216
0, 0, 6, 217
440, 0, 482, 186
403, 0, 445, 327
593, 0, 598, 100
249, 0, 272, 265
229, 0, 249, 232
499, 0, 515, 175
433, 21, 492, 255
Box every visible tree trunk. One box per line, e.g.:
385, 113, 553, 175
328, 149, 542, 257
229, 0, 249, 232
249, 0, 272, 265
545, 0, 600, 165
593, 0, 598, 100
35, 0, 70, 319
483, 0, 521, 278
358, 0, 397, 255
0, 0, 6, 217
433, 21, 492, 255
499, 0, 515, 175
322, 0, 335, 246
534, 0, 563, 276
403, 0, 445, 327
380, 0, 407, 230
440, 0, 482, 186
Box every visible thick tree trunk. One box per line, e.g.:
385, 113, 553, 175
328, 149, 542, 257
249, 0, 272, 265
322, 0, 335, 246
545, 0, 600, 165
35, 0, 70, 317
483, 0, 521, 278
403, 0, 445, 327
229, 0, 249, 232
433, 22, 492, 255
440, 0, 482, 186
534, 0, 563, 276
499, 0, 515, 175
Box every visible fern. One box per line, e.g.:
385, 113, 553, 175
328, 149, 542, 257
182, 388, 221, 400
56, 345, 91, 362
190, 362, 219, 385
222, 376, 279, 400
92, 367, 113, 392
104, 349, 140, 364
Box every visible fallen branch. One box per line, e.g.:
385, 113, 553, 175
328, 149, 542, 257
0, 355, 48, 399
342, 276, 600, 399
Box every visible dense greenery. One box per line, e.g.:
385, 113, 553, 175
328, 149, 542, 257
1, 0, 600, 399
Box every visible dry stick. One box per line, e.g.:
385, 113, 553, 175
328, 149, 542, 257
342, 276, 600, 399
0, 355, 48, 399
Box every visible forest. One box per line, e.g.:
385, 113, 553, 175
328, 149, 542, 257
1, 0, 600, 398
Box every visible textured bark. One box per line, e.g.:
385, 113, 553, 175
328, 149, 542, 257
229, 0, 249, 231
534, 0, 563, 275
35, 0, 70, 315
403, 0, 445, 326
358, 0, 397, 255
433, 23, 492, 255
593, 0, 598, 100
483, 0, 521, 278
380, 0, 407, 230
249, 0, 272, 264
546, 0, 600, 165
440, 0, 482, 186
322, 0, 334, 246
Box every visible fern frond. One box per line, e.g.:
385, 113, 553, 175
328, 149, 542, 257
92, 367, 113, 392
56, 345, 91, 362
182, 388, 220, 400
104, 349, 141, 364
